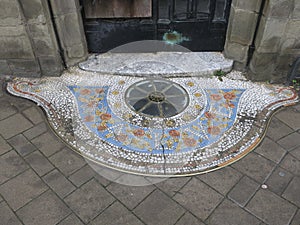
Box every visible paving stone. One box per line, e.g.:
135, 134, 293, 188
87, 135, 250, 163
91, 201, 143, 225
0, 99, 17, 120
31, 132, 65, 156
8, 134, 36, 156
0, 135, 11, 155
247, 189, 297, 225
280, 154, 300, 175
282, 177, 300, 207
175, 212, 205, 225
7, 96, 33, 111
134, 189, 185, 225
265, 167, 294, 195
277, 132, 300, 150
290, 146, 300, 160
207, 199, 261, 225
23, 122, 47, 140
0, 169, 48, 211
276, 108, 300, 131
49, 147, 86, 176
255, 137, 286, 163
107, 182, 155, 210
58, 214, 84, 225
68, 164, 96, 187
0, 114, 33, 139
16, 190, 71, 225
22, 106, 44, 125
173, 178, 223, 220
0, 202, 22, 225
231, 153, 276, 183
228, 176, 259, 206
42, 169, 76, 198
290, 210, 300, 225
266, 117, 294, 141
64, 179, 115, 223
24, 151, 54, 176
0, 150, 29, 184
155, 177, 191, 197
197, 166, 242, 195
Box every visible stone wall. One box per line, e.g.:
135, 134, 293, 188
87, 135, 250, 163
0, 0, 87, 77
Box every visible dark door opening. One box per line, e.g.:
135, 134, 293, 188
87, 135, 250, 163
81, 0, 232, 53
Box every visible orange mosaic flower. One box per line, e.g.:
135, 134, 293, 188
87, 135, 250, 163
223, 92, 236, 100
100, 113, 112, 120
207, 126, 221, 135
183, 138, 197, 147
116, 134, 128, 142
80, 89, 91, 95
211, 94, 222, 101
224, 102, 235, 108
97, 124, 107, 131
95, 88, 104, 94
169, 130, 180, 137
133, 129, 145, 137
204, 112, 216, 119
84, 115, 94, 122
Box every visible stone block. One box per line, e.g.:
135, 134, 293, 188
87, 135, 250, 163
0, 25, 27, 37
292, 1, 300, 19
8, 134, 36, 156
0, 36, 34, 59
284, 19, 300, 40
227, 7, 258, 45
0, 202, 22, 225
32, 38, 56, 56
0, 0, 22, 26
233, 61, 247, 71
263, 0, 293, 18
224, 41, 248, 62
38, 56, 63, 76
0, 60, 12, 75
31, 132, 65, 156
255, 17, 287, 53
25, 151, 54, 176
19, 0, 47, 23
249, 52, 277, 81
8, 59, 41, 77
50, 0, 79, 16
67, 43, 86, 59
232, 0, 262, 12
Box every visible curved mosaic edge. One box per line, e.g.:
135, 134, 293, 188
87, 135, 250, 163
6, 69, 299, 177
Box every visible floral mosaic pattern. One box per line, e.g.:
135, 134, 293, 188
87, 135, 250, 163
6, 68, 299, 176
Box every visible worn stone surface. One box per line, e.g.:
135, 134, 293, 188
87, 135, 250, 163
58, 214, 84, 225
0, 202, 22, 225
23, 122, 47, 140
280, 153, 300, 175
0, 99, 18, 120
263, 0, 294, 18
282, 177, 300, 207
277, 132, 300, 151
266, 117, 294, 141
24, 151, 54, 176
8, 134, 36, 156
22, 107, 44, 125
175, 212, 205, 225
232, 0, 262, 12
265, 167, 294, 195
224, 41, 249, 62
31, 132, 65, 156
275, 107, 300, 131
0, 135, 12, 155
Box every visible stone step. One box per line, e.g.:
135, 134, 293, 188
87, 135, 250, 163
79, 52, 233, 77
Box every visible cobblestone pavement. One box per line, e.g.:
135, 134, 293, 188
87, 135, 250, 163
0, 78, 299, 225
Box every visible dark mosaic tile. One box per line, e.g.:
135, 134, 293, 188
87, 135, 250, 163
0, 99, 17, 120
0, 202, 22, 225
24, 151, 54, 176
0, 135, 11, 155
64, 179, 115, 223
290, 146, 300, 160
107, 182, 155, 210
49, 147, 86, 176
197, 166, 242, 195
23, 122, 48, 140
265, 167, 294, 195
280, 154, 300, 175
8, 134, 36, 156
246, 189, 297, 225
155, 177, 191, 197
16, 190, 71, 225
0, 150, 29, 185
91, 201, 143, 225
231, 153, 276, 183
58, 214, 84, 225
255, 137, 286, 163
228, 176, 259, 207
22, 107, 44, 125
0, 169, 48, 211
173, 178, 223, 220
42, 169, 76, 198
266, 117, 294, 141
277, 132, 300, 151
0, 114, 33, 139
290, 210, 300, 225
175, 212, 205, 225
134, 189, 185, 225
31, 132, 65, 157
282, 177, 300, 207
276, 108, 300, 131
207, 199, 261, 225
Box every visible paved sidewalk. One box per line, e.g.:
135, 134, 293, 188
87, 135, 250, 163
0, 78, 299, 225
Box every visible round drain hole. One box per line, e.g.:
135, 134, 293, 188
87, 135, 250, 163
125, 79, 189, 118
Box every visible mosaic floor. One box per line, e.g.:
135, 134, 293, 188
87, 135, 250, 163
7, 62, 299, 177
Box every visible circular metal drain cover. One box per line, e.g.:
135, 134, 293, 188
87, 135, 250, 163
125, 79, 189, 118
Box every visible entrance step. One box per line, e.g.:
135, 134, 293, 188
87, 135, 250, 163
79, 52, 233, 77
